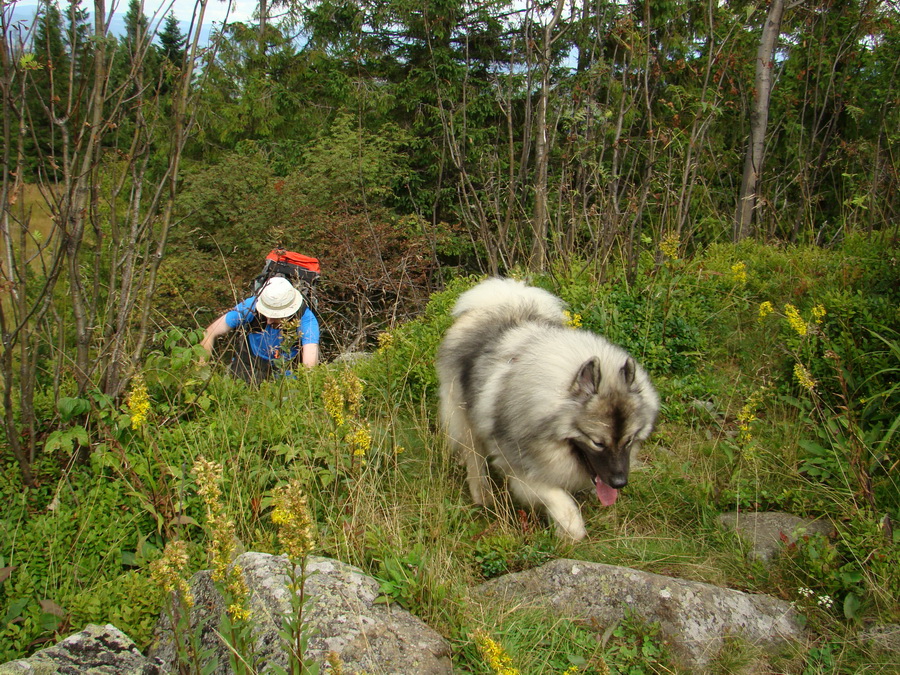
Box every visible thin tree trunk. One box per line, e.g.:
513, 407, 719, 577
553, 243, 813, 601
258, 0, 268, 56
734, 0, 785, 241
531, 0, 566, 272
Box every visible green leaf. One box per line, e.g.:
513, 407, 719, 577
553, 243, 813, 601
71, 426, 90, 447
798, 439, 828, 456
4, 597, 30, 624
44, 431, 67, 454
841, 570, 863, 585
843, 593, 861, 620
58, 397, 90, 422
201, 657, 219, 675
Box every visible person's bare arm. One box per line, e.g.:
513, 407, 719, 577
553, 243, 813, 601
201, 315, 232, 356
301, 343, 319, 367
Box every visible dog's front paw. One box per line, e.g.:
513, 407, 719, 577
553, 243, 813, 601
554, 514, 587, 541
547, 498, 587, 540
469, 480, 496, 509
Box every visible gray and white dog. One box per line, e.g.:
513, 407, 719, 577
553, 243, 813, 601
437, 278, 659, 540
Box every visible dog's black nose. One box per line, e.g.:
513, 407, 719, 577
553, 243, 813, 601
608, 475, 628, 489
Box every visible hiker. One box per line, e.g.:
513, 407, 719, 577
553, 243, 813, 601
201, 277, 319, 382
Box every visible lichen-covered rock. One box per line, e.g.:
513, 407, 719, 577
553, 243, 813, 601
476, 558, 808, 671
149, 552, 453, 674
0, 623, 162, 675
718, 511, 835, 562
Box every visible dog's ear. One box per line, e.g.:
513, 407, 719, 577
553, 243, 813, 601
571, 357, 602, 399
621, 358, 636, 387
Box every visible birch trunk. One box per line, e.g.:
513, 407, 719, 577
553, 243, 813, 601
734, 0, 785, 241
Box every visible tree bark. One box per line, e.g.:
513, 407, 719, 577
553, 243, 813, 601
734, 0, 785, 241
531, 0, 566, 272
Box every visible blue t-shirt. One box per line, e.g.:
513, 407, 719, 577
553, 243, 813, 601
225, 296, 319, 362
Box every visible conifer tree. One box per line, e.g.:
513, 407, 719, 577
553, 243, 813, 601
34, 0, 66, 67
27, 0, 67, 178
123, 0, 150, 47
158, 11, 186, 65
64, 0, 92, 83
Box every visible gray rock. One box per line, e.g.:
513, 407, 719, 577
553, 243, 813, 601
0, 623, 162, 675
718, 511, 835, 562
149, 552, 453, 674
860, 624, 900, 655
475, 558, 807, 672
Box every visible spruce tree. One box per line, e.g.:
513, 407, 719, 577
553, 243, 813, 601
123, 0, 150, 47
27, 0, 67, 178
158, 12, 186, 65
64, 0, 92, 84
34, 0, 66, 68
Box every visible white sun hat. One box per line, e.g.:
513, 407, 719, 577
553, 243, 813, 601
255, 277, 304, 319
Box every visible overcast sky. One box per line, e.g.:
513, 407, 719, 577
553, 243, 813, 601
131, 0, 254, 26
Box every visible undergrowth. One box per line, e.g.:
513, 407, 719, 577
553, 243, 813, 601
1, 234, 898, 672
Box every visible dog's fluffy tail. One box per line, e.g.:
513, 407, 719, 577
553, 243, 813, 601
452, 277, 567, 323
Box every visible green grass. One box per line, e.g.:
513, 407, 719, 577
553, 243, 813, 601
2, 236, 899, 672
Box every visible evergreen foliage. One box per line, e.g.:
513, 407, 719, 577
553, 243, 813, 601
158, 12, 186, 65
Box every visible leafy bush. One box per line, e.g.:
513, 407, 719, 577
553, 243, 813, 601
471, 532, 555, 580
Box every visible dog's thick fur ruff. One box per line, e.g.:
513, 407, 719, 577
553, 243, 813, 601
437, 278, 659, 540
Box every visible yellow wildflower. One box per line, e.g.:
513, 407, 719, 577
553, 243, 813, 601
345, 370, 364, 417
563, 310, 583, 328
323, 376, 345, 427
271, 479, 316, 562
192, 457, 239, 583
150, 540, 194, 607
812, 304, 826, 324
758, 301, 774, 321
347, 421, 372, 458
730, 261, 748, 284
736, 391, 763, 445
192, 457, 250, 622
224, 562, 251, 621
227, 603, 251, 622
279, 315, 300, 334
784, 304, 808, 336
794, 363, 816, 392
192, 457, 223, 505
474, 630, 520, 675
125, 374, 151, 430
659, 233, 680, 260
377, 331, 394, 351
326, 652, 344, 674
207, 511, 238, 582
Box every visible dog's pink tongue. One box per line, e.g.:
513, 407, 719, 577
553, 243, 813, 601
595, 478, 619, 506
